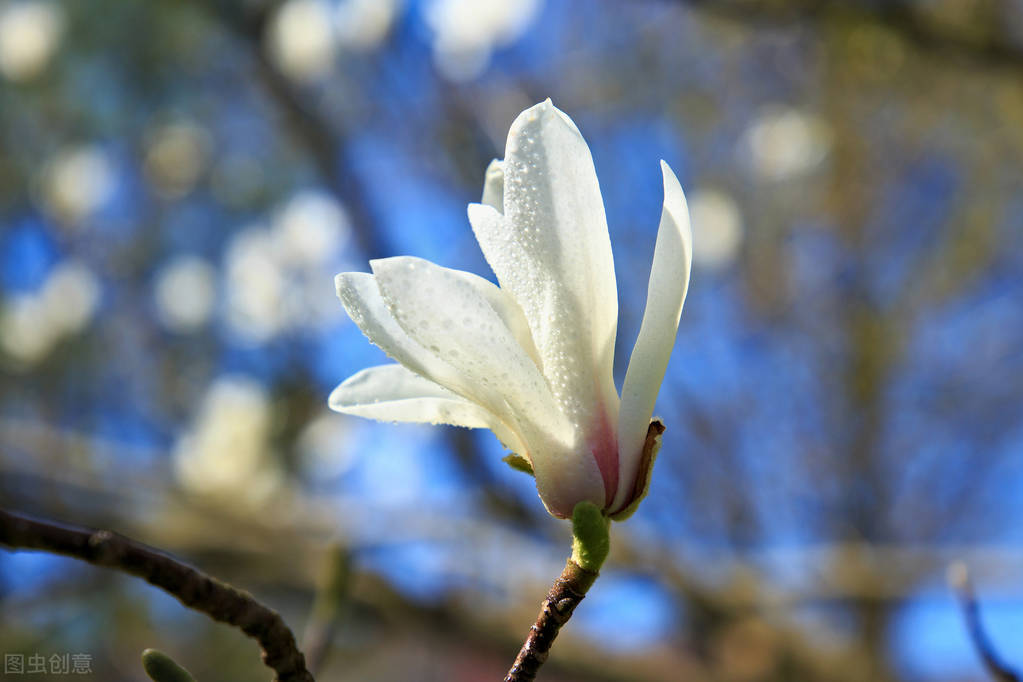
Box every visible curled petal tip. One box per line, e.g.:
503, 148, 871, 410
482, 159, 505, 211
659, 161, 686, 207
659, 162, 693, 269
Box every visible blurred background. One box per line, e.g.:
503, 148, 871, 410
1, 0, 1021, 680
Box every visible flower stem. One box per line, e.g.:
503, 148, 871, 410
504, 501, 609, 682
503, 558, 599, 682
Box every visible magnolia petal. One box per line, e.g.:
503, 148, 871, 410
336, 272, 531, 455
481, 159, 504, 212
336, 272, 457, 385
370, 255, 607, 516
533, 446, 607, 519
368, 256, 559, 437
337, 271, 518, 431
467, 100, 618, 447
447, 268, 541, 368
612, 161, 692, 514
329, 364, 526, 453
337, 269, 536, 388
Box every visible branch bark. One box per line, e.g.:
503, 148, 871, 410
504, 558, 598, 682
0, 508, 314, 682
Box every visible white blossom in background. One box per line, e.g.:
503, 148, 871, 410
0, 295, 58, 365
334, 0, 401, 51
267, 0, 336, 82
224, 191, 349, 343
173, 375, 284, 506
144, 121, 211, 199
273, 190, 349, 268
298, 411, 356, 478
0, 1, 64, 82
153, 256, 217, 333
39, 260, 101, 335
224, 226, 288, 343
688, 188, 744, 269
425, 0, 542, 81
330, 100, 692, 520
742, 105, 830, 181
42, 145, 117, 225
0, 259, 101, 366
273, 191, 351, 326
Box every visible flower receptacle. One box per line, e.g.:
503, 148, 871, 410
570, 500, 610, 573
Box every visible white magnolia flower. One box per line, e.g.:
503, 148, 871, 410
330, 100, 692, 519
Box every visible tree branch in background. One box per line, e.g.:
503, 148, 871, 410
191, 0, 391, 258
0, 508, 315, 682
301, 544, 352, 676
948, 562, 1020, 682
669, 0, 1023, 72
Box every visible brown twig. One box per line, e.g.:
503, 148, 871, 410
301, 544, 352, 676
948, 562, 1020, 682
663, 0, 1023, 74
0, 508, 314, 682
504, 559, 599, 682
